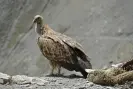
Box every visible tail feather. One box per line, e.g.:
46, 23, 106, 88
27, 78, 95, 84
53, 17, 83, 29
76, 59, 92, 78
74, 48, 92, 69
76, 65, 88, 78
58, 61, 89, 78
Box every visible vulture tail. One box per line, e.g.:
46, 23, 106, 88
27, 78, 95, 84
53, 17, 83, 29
74, 48, 92, 69
78, 66, 88, 78
74, 60, 91, 78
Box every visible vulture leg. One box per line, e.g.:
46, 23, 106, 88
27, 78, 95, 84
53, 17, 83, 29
49, 61, 61, 76
57, 65, 61, 75
49, 61, 56, 75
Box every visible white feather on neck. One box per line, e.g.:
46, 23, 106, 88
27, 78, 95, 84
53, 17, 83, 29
35, 23, 42, 36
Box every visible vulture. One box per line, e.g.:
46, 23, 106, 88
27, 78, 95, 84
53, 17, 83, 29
31, 15, 92, 78
112, 58, 133, 71
86, 67, 133, 86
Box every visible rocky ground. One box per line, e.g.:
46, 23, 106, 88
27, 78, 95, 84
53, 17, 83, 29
0, 72, 132, 89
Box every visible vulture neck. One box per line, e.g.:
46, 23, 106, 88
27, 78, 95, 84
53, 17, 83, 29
35, 21, 43, 36
35, 22, 54, 36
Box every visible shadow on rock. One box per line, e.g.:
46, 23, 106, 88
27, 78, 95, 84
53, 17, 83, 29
45, 74, 84, 79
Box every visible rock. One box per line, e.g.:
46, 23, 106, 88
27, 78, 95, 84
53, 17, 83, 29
106, 87, 114, 89
87, 82, 94, 87
63, 88, 70, 89
12, 75, 48, 85
0, 72, 11, 84
31, 77, 48, 86
12, 75, 32, 85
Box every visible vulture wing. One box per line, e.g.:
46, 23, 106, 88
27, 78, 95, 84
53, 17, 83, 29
55, 32, 92, 69
37, 35, 76, 64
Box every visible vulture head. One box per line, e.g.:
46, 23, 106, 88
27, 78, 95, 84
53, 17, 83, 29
31, 15, 44, 35
33, 15, 43, 24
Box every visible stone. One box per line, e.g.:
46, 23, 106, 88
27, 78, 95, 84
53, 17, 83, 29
87, 82, 94, 87
12, 75, 32, 85
12, 75, 48, 86
0, 72, 11, 84
31, 77, 48, 86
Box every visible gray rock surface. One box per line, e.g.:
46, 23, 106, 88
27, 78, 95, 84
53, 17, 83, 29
0, 72, 11, 84
0, 72, 132, 89
12, 75, 48, 85
0, 0, 133, 88
1, 0, 133, 76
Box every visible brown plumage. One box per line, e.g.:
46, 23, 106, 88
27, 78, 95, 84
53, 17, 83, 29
111, 58, 133, 71
86, 68, 133, 86
31, 15, 92, 78
114, 58, 133, 71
